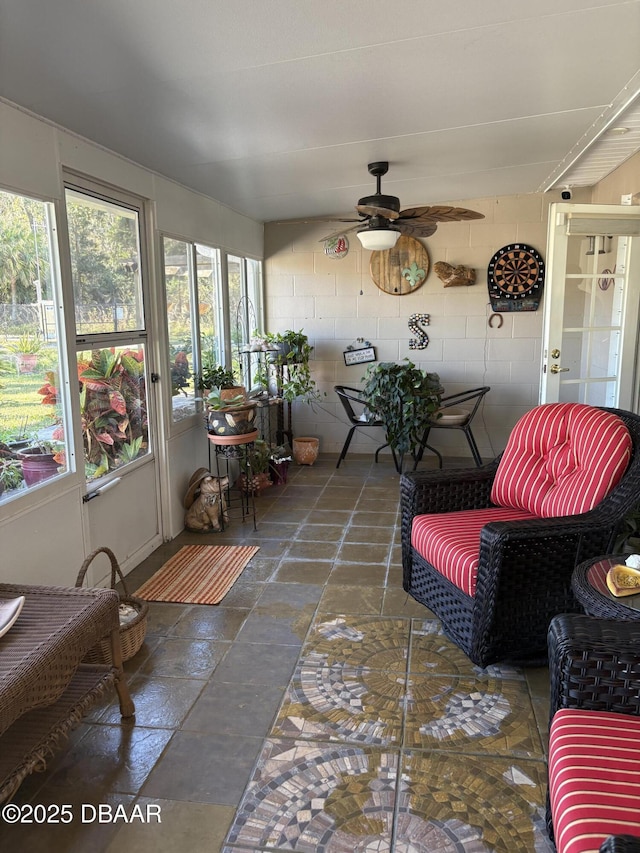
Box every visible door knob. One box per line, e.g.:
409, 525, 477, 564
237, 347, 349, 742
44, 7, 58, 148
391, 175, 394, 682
550, 364, 570, 374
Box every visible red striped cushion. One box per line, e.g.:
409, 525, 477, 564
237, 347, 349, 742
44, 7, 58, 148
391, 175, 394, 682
549, 708, 640, 853
491, 404, 631, 517
411, 507, 536, 596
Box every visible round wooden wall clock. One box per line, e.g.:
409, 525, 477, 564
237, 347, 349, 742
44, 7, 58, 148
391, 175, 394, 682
370, 235, 430, 295
487, 243, 545, 312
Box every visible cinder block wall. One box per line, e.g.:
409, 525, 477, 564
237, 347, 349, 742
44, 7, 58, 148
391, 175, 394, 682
263, 187, 590, 462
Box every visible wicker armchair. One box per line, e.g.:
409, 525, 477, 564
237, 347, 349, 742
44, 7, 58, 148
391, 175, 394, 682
547, 614, 640, 852
401, 405, 640, 667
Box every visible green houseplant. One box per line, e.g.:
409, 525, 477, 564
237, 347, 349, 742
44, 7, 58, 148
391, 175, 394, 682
264, 330, 321, 404
197, 364, 238, 394
204, 370, 257, 438
362, 359, 442, 472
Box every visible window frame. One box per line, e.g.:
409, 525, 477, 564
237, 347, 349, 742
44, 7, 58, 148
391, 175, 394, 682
0, 184, 75, 508
62, 173, 155, 487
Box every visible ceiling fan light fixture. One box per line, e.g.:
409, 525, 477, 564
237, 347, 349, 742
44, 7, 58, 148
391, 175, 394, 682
356, 223, 400, 251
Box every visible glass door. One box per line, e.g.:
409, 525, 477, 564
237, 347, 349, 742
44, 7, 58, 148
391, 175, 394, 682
540, 203, 640, 410
64, 177, 162, 563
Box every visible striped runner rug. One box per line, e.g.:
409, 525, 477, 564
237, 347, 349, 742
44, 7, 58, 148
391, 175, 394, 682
134, 544, 260, 604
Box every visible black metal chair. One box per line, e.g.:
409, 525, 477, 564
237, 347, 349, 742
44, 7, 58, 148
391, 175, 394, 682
413, 386, 490, 469
334, 385, 392, 469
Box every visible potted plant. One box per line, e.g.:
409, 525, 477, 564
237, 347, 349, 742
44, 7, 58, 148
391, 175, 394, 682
197, 364, 243, 397
4, 331, 44, 374
239, 438, 272, 494
268, 443, 292, 484
0, 457, 24, 496
205, 386, 258, 439
362, 359, 443, 473
18, 439, 64, 486
264, 330, 321, 403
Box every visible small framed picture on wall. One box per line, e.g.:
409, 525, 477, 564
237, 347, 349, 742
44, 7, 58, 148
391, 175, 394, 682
343, 346, 376, 366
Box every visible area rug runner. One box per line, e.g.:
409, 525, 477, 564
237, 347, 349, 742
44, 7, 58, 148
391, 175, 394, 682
134, 544, 259, 604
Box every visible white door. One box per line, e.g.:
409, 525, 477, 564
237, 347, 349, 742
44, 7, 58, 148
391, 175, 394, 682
64, 177, 163, 574
541, 203, 640, 410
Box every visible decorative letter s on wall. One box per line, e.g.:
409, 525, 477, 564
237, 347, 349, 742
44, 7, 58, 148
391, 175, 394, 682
408, 313, 430, 349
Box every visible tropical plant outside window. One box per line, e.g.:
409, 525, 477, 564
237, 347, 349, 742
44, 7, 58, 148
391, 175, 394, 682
0, 188, 70, 503
64, 186, 150, 481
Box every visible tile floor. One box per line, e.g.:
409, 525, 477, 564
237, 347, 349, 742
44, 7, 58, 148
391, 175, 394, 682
0, 455, 552, 852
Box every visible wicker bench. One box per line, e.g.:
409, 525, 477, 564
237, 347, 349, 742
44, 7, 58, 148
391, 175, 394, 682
0, 583, 134, 803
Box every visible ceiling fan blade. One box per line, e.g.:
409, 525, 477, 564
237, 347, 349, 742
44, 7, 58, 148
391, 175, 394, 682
355, 204, 400, 220
400, 205, 484, 223
318, 222, 362, 242
396, 220, 438, 238
273, 216, 362, 225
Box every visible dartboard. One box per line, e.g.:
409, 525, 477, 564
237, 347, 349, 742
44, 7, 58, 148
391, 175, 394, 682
487, 243, 545, 312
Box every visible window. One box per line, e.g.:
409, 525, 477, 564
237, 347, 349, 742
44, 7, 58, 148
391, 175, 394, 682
162, 237, 224, 421
228, 254, 264, 390
65, 184, 150, 482
0, 188, 70, 502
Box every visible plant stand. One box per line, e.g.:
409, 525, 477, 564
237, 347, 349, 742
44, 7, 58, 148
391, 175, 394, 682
207, 432, 258, 531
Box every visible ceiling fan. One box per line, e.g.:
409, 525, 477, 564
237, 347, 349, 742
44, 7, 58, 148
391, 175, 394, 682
288, 162, 485, 251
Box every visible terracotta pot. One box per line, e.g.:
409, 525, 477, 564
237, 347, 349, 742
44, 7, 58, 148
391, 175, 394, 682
17, 353, 38, 374
293, 437, 319, 466
220, 386, 246, 403
238, 471, 272, 494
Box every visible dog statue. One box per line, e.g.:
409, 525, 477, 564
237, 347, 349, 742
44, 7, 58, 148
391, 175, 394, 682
184, 473, 229, 532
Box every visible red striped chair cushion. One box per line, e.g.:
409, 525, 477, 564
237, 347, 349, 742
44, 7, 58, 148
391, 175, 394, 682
549, 708, 640, 853
411, 507, 536, 597
491, 403, 631, 518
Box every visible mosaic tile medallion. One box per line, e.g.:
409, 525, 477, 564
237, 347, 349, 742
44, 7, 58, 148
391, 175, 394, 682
225, 613, 551, 852
272, 663, 405, 745
224, 741, 553, 852
404, 673, 544, 758
299, 616, 411, 673
409, 619, 524, 680
225, 739, 397, 852
398, 751, 554, 852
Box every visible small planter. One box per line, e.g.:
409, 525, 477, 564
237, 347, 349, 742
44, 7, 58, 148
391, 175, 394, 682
207, 401, 257, 437
293, 437, 320, 466
16, 353, 38, 374
238, 471, 272, 495
220, 385, 246, 404
18, 447, 61, 486
269, 459, 290, 484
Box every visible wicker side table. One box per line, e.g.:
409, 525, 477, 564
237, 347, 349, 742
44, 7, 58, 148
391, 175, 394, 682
572, 555, 640, 621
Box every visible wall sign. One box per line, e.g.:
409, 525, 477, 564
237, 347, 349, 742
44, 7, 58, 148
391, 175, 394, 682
323, 234, 349, 259
343, 346, 377, 366
370, 235, 430, 295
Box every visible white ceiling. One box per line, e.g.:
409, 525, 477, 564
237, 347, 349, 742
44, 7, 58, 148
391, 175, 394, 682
1, 0, 639, 222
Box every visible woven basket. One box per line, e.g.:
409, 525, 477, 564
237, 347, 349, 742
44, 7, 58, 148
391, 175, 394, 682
75, 546, 148, 664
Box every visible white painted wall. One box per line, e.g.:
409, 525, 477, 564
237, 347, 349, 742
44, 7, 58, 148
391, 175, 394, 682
0, 99, 262, 585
